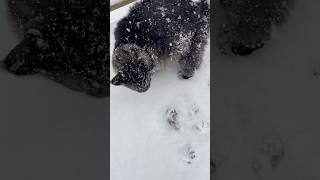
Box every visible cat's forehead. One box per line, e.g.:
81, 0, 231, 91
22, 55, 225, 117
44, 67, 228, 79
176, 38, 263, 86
120, 61, 147, 73
114, 44, 153, 68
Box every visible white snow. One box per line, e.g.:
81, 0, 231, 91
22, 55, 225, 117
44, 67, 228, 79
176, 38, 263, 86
110, 1, 135, 23
214, 0, 320, 179
157, 6, 168, 17
110, 3, 210, 180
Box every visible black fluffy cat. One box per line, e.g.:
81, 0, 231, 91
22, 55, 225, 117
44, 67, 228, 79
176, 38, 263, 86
111, 0, 210, 92
3, 0, 109, 97
216, 0, 292, 56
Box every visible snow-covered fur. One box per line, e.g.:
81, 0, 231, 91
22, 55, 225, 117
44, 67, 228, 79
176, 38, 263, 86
3, 0, 109, 97
111, 0, 210, 92
216, 0, 292, 55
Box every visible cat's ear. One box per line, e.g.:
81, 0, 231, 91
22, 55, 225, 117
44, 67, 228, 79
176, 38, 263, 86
111, 73, 123, 86
2, 35, 40, 75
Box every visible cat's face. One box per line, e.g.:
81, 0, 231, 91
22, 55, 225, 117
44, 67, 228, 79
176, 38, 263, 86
111, 44, 153, 93
111, 61, 152, 92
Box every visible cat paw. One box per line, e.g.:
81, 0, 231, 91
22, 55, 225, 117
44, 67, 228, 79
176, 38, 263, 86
178, 70, 194, 80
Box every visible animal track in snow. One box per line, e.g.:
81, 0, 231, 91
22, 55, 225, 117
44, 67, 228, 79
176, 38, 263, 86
166, 108, 181, 131
164, 97, 209, 134
163, 95, 210, 165
251, 132, 286, 175
183, 144, 197, 164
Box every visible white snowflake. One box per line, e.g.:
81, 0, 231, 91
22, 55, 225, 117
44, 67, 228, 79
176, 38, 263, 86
157, 6, 168, 17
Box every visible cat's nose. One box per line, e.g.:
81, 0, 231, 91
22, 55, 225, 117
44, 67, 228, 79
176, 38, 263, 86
111, 75, 122, 86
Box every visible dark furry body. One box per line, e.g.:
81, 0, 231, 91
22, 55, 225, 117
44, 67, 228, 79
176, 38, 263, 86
3, 0, 109, 97
216, 0, 291, 55
112, 0, 209, 92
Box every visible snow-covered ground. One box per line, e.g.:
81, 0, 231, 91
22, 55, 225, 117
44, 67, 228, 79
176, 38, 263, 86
0, 1, 107, 179
110, 2, 210, 180
214, 0, 320, 179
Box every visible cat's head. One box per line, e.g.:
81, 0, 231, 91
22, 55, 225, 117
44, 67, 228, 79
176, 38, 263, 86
111, 44, 153, 93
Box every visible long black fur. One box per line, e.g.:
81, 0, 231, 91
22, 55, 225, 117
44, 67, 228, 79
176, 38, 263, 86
3, 0, 109, 97
216, 0, 292, 56
112, 0, 210, 92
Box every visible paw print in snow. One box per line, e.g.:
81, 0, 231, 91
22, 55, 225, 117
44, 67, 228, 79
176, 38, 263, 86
165, 98, 209, 133
189, 103, 209, 134
251, 132, 286, 175
166, 107, 181, 131
184, 144, 196, 164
